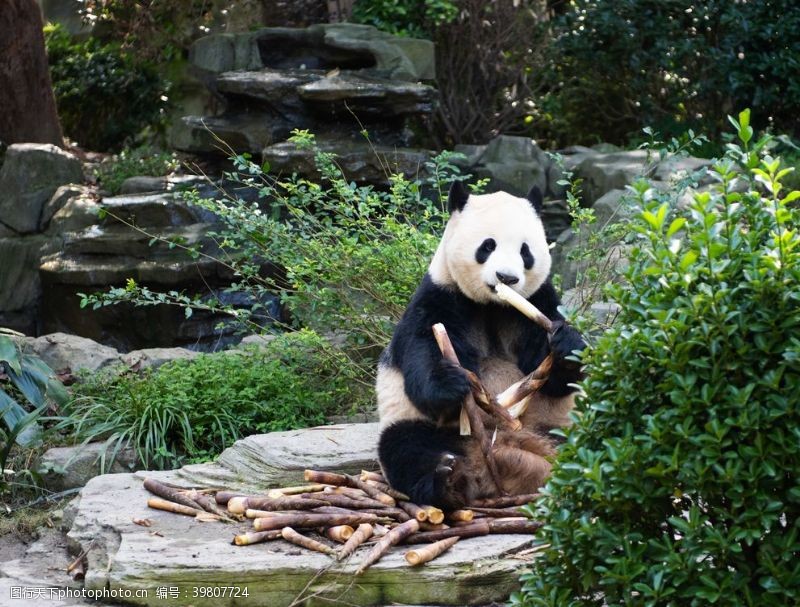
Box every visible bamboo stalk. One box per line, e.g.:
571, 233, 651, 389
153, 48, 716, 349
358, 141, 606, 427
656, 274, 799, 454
470, 493, 541, 508
143, 478, 203, 511
487, 517, 543, 534
471, 506, 525, 518
495, 354, 553, 414
337, 523, 374, 561
233, 529, 282, 546
418, 522, 449, 531
422, 505, 445, 525
364, 480, 411, 502
398, 501, 428, 522
404, 519, 491, 544
326, 525, 354, 543
346, 474, 396, 507
253, 513, 382, 532
405, 536, 459, 566
432, 323, 503, 492
494, 283, 554, 333
360, 470, 386, 484
147, 497, 206, 517
304, 470, 350, 485
267, 484, 329, 498
447, 509, 474, 523
303, 492, 384, 510
228, 496, 329, 514
325, 486, 372, 500
355, 519, 420, 575
186, 490, 234, 521
215, 491, 246, 505
281, 527, 335, 555
245, 508, 282, 519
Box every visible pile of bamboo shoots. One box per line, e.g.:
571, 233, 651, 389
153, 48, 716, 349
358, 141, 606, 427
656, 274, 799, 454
143, 472, 540, 574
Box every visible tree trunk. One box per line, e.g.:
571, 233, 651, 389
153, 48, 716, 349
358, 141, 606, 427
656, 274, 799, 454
0, 0, 63, 147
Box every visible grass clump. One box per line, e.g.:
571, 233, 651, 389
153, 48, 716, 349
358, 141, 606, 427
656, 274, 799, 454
94, 145, 179, 195
61, 330, 355, 469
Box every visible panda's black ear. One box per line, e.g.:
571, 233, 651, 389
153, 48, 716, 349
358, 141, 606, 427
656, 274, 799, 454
448, 181, 470, 213
526, 185, 544, 213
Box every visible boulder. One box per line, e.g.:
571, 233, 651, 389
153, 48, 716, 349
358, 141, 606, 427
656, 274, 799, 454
39, 440, 141, 492
39, 184, 88, 231
471, 135, 550, 197
262, 140, 430, 183
0, 233, 61, 316
0, 143, 83, 234
172, 113, 289, 155
45, 192, 100, 234
298, 74, 436, 116
121, 347, 200, 371
573, 150, 649, 205
18, 332, 122, 372
118, 176, 168, 195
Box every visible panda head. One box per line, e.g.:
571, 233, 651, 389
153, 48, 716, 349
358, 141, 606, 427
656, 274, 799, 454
429, 181, 552, 305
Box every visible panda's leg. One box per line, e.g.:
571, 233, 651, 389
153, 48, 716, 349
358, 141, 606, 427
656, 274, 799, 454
378, 420, 491, 509
492, 429, 556, 495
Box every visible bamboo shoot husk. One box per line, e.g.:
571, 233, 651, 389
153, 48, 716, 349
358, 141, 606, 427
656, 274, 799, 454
253, 513, 382, 532
143, 478, 203, 511
346, 474, 396, 506
281, 527, 335, 555
364, 480, 411, 502
404, 536, 459, 566
355, 519, 420, 575
233, 529, 282, 546
326, 525, 354, 543
337, 523, 374, 561
496, 354, 554, 414
304, 470, 349, 485
470, 493, 541, 508
147, 497, 206, 517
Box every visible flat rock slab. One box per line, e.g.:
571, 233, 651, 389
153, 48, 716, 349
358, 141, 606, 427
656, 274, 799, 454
62, 424, 538, 606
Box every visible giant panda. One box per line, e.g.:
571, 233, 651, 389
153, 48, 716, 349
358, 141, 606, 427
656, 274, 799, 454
376, 181, 586, 509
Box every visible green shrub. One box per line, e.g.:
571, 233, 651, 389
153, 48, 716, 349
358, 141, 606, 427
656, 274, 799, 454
82, 130, 474, 384
351, 0, 457, 38
44, 23, 168, 151
513, 111, 800, 605
537, 1, 800, 146
61, 330, 355, 469
94, 145, 179, 194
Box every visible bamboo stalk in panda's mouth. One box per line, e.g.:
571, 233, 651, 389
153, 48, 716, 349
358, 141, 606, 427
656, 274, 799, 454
493, 283, 554, 334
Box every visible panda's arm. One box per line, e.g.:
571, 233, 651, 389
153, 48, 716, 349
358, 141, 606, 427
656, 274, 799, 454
392, 283, 480, 422
518, 281, 586, 397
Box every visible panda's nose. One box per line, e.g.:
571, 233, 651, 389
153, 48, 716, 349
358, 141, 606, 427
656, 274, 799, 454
496, 271, 519, 285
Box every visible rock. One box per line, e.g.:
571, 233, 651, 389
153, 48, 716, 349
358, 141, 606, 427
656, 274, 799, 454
172, 113, 289, 155
237, 333, 277, 348
262, 140, 430, 183
475, 136, 550, 197
118, 176, 168, 195
591, 142, 622, 153
39, 184, 87, 231
0, 234, 61, 317
452, 143, 487, 167
653, 155, 712, 183
298, 74, 436, 116
61, 423, 537, 605
44, 192, 100, 234
98, 192, 217, 228
591, 189, 631, 227
215, 68, 321, 106
121, 347, 200, 371
573, 150, 649, 205
18, 332, 122, 372
39, 440, 141, 492
0, 144, 83, 234
539, 199, 572, 242
189, 30, 263, 74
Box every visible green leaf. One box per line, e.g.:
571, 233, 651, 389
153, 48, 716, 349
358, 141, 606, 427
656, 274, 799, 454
0, 335, 21, 375
0, 389, 41, 447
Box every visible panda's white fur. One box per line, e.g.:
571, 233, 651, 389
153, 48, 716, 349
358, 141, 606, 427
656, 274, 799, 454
428, 191, 552, 304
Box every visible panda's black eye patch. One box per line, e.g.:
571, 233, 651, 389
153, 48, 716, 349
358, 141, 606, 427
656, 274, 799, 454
475, 238, 496, 264
520, 243, 534, 269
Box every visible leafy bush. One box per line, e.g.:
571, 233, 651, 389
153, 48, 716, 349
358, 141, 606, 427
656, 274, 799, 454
82, 130, 472, 384
537, 0, 800, 146
61, 330, 354, 469
94, 145, 179, 194
0, 330, 68, 493
44, 23, 168, 151
351, 0, 458, 38
513, 111, 800, 605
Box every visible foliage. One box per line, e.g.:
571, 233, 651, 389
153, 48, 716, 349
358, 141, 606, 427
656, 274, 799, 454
351, 0, 458, 38
81, 130, 473, 385
0, 330, 69, 493
61, 330, 354, 469
512, 111, 800, 605
535, 0, 800, 146
44, 23, 168, 151
94, 146, 180, 195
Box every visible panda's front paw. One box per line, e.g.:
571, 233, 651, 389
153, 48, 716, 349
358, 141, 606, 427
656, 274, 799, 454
432, 452, 469, 509
430, 359, 471, 408
548, 322, 585, 364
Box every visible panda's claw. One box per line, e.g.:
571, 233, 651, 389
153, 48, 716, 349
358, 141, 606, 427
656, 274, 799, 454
435, 452, 456, 476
